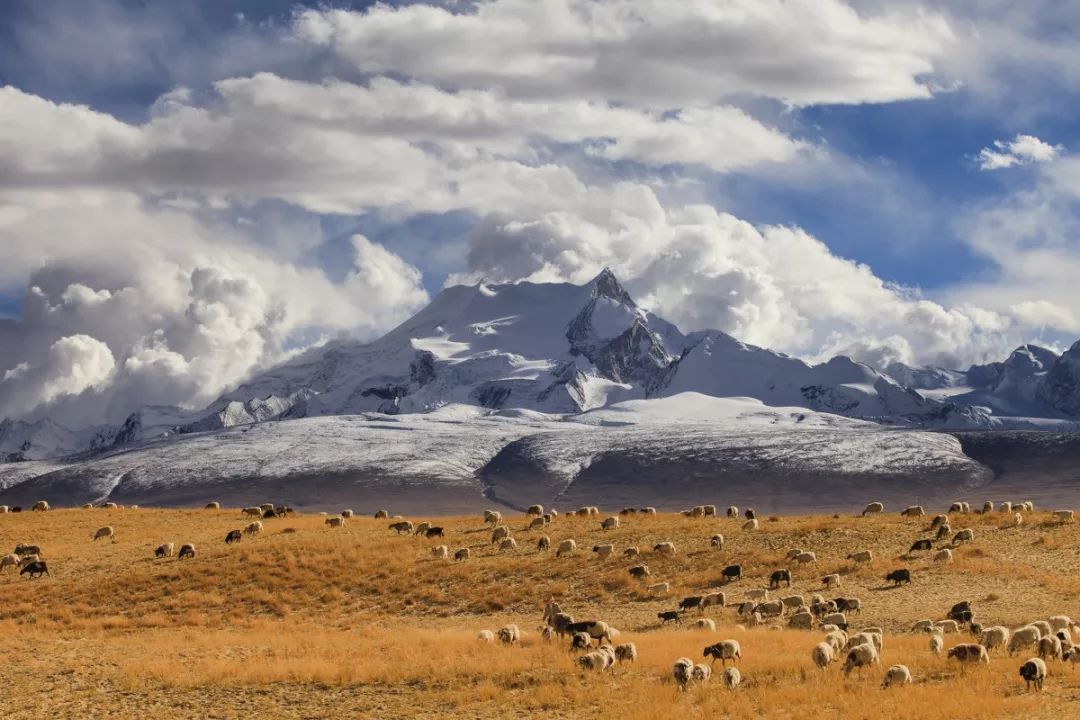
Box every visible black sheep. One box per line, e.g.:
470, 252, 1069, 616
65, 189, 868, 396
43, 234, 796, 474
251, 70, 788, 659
885, 568, 912, 586
20, 561, 48, 579
769, 569, 791, 588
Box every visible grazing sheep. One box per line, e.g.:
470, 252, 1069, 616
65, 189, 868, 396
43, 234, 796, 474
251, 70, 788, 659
413, 521, 432, 536
31, 501, 49, 512
20, 561, 49, 578
834, 598, 861, 615
614, 643, 637, 664
746, 588, 769, 601
847, 632, 882, 652
862, 502, 884, 516
18, 554, 40, 567
692, 618, 717, 632
702, 591, 727, 609
673, 658, 695, 690
711, 534, 724, 549
489, 525, 511, 543
935, 620, 960, 634
178, 544, 196, 560
999, 501, 1013, 513
424, 526, 444, 538
601, 516, 619, 531
1022, 501, 1034, 512
901, 505, 925, 517
844, 644, 879, 675
647, 582, 670, 596
1010, 512, 1023, 528
1065, 647, 1080, 667
911, 619, 935, 633
885, 569, 912, 586
592, 544, 614, 559
847, 550, 873, 563
953, 528, 975, 544
548, 612, 573, 638
541, 626, 555, 643
949, 502, 965, 513
374, 509, 389, 519
484, 510, 503, 525
742, 518, 759, 531
824, 630, 848, 652
153, 543, 174, 559
680, 596, 704, 612
769, 569, 791, 588
930, 514, 950, 529
653, 542, 676, 556
789, 612, 814, 630
499, 538, 519, 552
453, 548, 470, 561
538, 535, 551, 552
948, 643, 990, 668
0, 506, 7, 513
691, 663, 712, 685
981, 626, 1010, 652
1038, 635, 1062, 661
703, 505, 717, 517
909, 539, 933, 552
722, 564, 743, 582
556, 539, 577, 557
339, 509, 354, 520
477, 630, 495, 643
703, 640, 741, 666
244, 521, 263, 536
812, 642, 834, 670
658, 610, 681, 625
242, 507, 261, 517
1020, 657, 1047, 691
780, 594, 805, 609
527, 517, 546, 531
933, 548, 954, 564
204, 501, 221, 510
794, 551, 817, 565
1048, 615, 1076, 632
92, 526, 115, 541
628, 564, 650, 579
498, 624, 520, 645
640, 507, 656, 515
1030, 620, 1053, 638
576, 508, 591, 517
225, 530, 242, 544
785, 549, 804, 561
745, 509, 756, 520
0, 554, 20, 572
623, 546, 640, 558
1009, 627, 1042, 656
567, 620, 614, 643
822, 574, 841, 589
722, 666, 742, 690
326, 517, 345, 528
579, 648, 616, 673
690, 506, 706, 518
432, 545, 449, 559
882, 664, 912, 688
526, 504, 544, 516
930, 634, 944, 655
571, 632, 593, 652
726, 506, 739, 518
821, 612, 848, 629
935, 523, 953, 540
1052, 509, 1075, 523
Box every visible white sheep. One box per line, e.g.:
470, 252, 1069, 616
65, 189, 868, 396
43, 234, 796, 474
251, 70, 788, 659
623, 546, 640, 558
592, 544, 614, 558
601, 516, 619, 531
556, 539, 577, 557
702, 591, 726, 609
614, 643, 637, 664
824, 630, 848, 653
692, 618, 717, 632
794, 551, 817, 564
653, 542, 676, 556
244, 521, 263, 536
881, 664, 912, 688
0, 554, 19, 572
154, 543, 174, 558
0, 506, 8, 513
528, 517, 546, 531
204, 501, 221, 510
1009, 627, 1041, 656
499, 538, 519, 552
541, 626, 555, 643
1048, 615, 1076, 632
934, 620, 960, 634
1052, 509, 1074, 523
31, 501, 49, 512
490, 525, 511, 544
673, 658, 695, 690
981, 626, 1010, 652
722, 666, 742, 690
726, 506, 739, 518
242, 507, 261, 517
982, 501, 994, 513
911, 619, 935, 633
641, 507, 656, 515
861, 502, 884, 516
477, 630, 495, 643
1038, 635, 1062, 661
844, 644, 879, 675
846, 550, 872, 563
812, 641, 834, 670
414, 521, 432, 536
742, 518, 759, 531
432, 545, 449, 559
526, 504, 544, 516
483, 510, 502, 525
999, 501, 1013, 513
929, 634, 944, 655
1021, 501, 1034, 512
822, 574, 841, 589
93, 526, 115, 541
933, 548, 953, 564
703, 640, 741, 666
647, 582, 670, 596
901, 505, 925, 517
1030, 620, 1052, 638
498, 624, 520, 645
789, 612, 813, 630
341, 509, 354, 519
1010, 512, 1023, 528
746, 588, 769, 601
325, 516, 344, 528
711, 534, 724, 549
692, 663, 712, 685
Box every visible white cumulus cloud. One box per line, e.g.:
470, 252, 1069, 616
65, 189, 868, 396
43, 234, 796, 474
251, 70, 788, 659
978, 134, 1062, 170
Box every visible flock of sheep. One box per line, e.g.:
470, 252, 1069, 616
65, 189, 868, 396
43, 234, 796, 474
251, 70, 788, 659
3, 495, 1077, 697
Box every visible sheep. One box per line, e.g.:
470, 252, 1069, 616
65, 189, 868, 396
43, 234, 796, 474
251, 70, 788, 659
834, 598, 861, 615
909, 539, 933, 552
1038, 635, 1062, 661
885, 568, 912, 586
526, 504, 544, 516
178, 544, 196, 560
204, 501, 221, 510
1009, 626, 1041, 656
20, 561, 49, 578
244, 521, 263, 536
843, 644, 880, 675
498, 624, 520, 645
691, 663, 712, 685
673, 658, 695, 690
981, 501, 994, 513
721, 564, 743, 582
999, 501, 1013, 513
785, 549, 804, 561
477, 630, 495, 643
640, 507, 656, 515
911, 619, 935, 633
527, 517, 546, 531
453, 548, 470, 561
847, 550, 873, 563
1048, 615, 1076, 632
794, 551, 817, 564
711, 534, 724, 549
703, 640, 741, 666
1021, 501, 1034, 512
822, 574, 841, 589
92, 526, 115, 541
432, 545, 449, 559
862, 502, 884, 516
935, 620, 960, 634
537, 535, 551, 552
680, 595, 705, 612
499, 538, 519, 552
949, 502, 965, 513
0, 554, 20, 572
579, 647, 616, 673
0, 506, 7, 513
948, 643, 990, 668
548, 613, 574, 638
930, 634, 944, 655
326, 517, 345, 528
746, 588, 770, 601
154, 542, 174, 558
1066, 647, 1080, 667
981, 626, 1010, 652
567, 620, 614, 643
821, 612, 848, 630
847, 632, 882, 652
601, 516, 619, 531
623, 546, 640, 558
824, 630, 848, 652
690, 506, 706, 518
31, 501, 49, 512
658, 610, 681, 625
576, 508, 591, 517
648, 582, 670, 596
702, 591, 726, 609
812, 641, 834, 670
1030, 620, 1053, 638
780, 594, 805, 609
742, 518, 759, 531
953, 528, 975, 544
881, 664, 912, 688
703, 505, 717, 517
745, 508, 756, 520
628, 564, 650, 579
692, 618, 717, 632
483, 509, 502, 524
1010, 512, 1023, 528
722, 666, 742, 690
653, 542, 676, 556
614, 643, 637, 664
592, 544, 614, 559
556, 539, 577, 557
933, 548, 953, 564
726, 506, 739, 518
225, 529, 242, 544
901, 505, 925, 517
242, 507, 261, 517
487, 525, 510, 544
18, 554, 40, 567
414, 521, 432, 536
789, 612, 814, 630
1020, 657, 1047, 691
424, 526, 445, 539
1052, 509, 1075, 523
930, 513, 950, 529
587, 507, 600, 516
935, 524, 953, 541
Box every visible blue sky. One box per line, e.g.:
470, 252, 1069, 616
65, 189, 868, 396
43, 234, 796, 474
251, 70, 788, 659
4, 0, 1080, 423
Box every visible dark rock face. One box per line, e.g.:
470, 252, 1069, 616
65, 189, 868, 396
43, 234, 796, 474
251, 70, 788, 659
1037, 341, 1080, 416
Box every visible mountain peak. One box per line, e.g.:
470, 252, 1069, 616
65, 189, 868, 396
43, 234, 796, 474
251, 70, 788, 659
590, 267, 636, 307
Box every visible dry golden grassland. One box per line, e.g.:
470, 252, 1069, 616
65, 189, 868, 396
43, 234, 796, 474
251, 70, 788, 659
1, 504, 1078, 719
